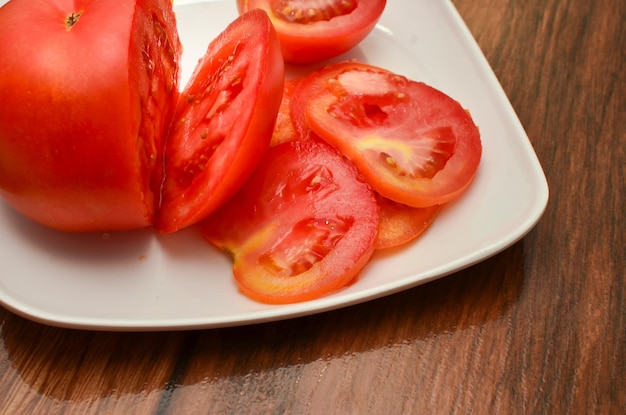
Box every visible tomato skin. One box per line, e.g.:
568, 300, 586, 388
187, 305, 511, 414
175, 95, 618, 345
302, 62, 482, 207
237, 0, 386, 63
200, 139, 380, 304
0, 0, 180, 231
375, 194, 441, 249
156, 10, 284, 233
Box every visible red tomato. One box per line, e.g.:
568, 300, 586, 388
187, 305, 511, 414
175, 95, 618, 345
199, 140, 380, 304
289, 62, 348, 140
270, 77, 302, 147
0, 0, 181, 231
155, 10, 284, 233
301, 62, 482, 207
375, 194, 441, 249
237, 0, 386, 63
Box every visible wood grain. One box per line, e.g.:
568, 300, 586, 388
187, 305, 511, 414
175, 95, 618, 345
1, 0, 624, 414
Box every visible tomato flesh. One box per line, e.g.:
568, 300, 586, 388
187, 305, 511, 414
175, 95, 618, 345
200, 139, 379, 304
375, 194, 441, 249
237, 0, 386, 63
156, 10, 284, 233
290, 61, 360, 140
0, 0, 180, 231
270, 77, 302, 147
302, 62, 482, 207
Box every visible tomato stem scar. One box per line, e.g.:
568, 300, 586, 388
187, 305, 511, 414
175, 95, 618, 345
65, 12, 83, 30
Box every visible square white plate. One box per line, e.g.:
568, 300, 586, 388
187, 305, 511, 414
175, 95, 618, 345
0, 0, 548, 331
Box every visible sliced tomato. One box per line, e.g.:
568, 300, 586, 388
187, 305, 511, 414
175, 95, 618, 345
199, 139, 380, 304
301, 61, 482, 207
156, 10, 284, 233
290, 62, 367, 140
237, 0, 386, 63
270, 77, 302, 147
375, 194, 441, 249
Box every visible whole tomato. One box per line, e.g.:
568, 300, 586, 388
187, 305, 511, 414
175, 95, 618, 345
0, 0, 181, 231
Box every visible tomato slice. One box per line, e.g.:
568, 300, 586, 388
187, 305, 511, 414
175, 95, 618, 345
199, 139, 380, 304
375, 194, 441, 249
290, 62, 368, 140
156, 10, 284, 233
270, 77, 302, 147
301, 62, 482, 207
237, 0, 386, 63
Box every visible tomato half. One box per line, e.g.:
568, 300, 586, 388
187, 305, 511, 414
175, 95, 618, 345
156, 10, 284, 233
237, 0, 386, 63
0, 0, 180, 231
301, 62, 482, 207
199, 139, 380, 304
375, 194, 441, 249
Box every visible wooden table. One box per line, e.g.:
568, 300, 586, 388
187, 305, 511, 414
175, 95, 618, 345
1, 0, 623, 413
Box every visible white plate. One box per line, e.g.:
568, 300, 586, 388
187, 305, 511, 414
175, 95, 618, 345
0, 0, 548, 331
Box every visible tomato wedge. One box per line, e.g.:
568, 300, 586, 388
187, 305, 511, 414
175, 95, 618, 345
375, 194, 441, 249
300, 62, 482, 208
270, 77, 302, 147
199, 139, 380, 304
237, 0, 386, 63
156, 10, 284, 233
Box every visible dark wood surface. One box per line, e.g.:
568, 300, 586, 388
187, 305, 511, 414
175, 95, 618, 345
1, 0, 624, 413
